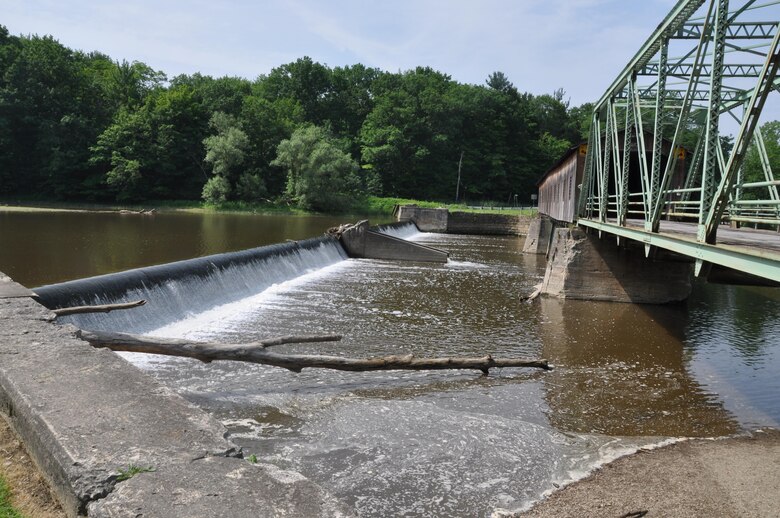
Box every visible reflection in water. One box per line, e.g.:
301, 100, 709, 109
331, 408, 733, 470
685, 283, 780, 428
0, 210, 389, 286
538, 298, 738, 437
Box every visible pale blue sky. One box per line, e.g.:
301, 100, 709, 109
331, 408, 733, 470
1, 0, 678, 106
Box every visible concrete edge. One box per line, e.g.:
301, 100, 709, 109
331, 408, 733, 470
0, 290, 354, 517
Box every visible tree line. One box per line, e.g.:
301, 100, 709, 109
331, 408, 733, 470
0, 26, 595, 210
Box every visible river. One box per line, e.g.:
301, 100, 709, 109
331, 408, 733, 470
2, 208, 779, 516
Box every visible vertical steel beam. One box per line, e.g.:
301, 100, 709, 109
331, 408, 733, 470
600, 103, 613, 222
698, 0, 728, 242
593, 115, 604, 219
648, 38, 669, 231
610, 102, 623, 219
632, 80, 651, 220
578, 113, 599, 218
619, 83, 635, 226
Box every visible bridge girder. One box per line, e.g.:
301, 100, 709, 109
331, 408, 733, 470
581, 0, 780, 282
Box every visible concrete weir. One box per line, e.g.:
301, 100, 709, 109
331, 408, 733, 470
0, 276, 354, 517
538, 227, 693, 304
339, 220, 448, 262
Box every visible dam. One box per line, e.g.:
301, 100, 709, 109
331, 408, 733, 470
2, 209, 779, 516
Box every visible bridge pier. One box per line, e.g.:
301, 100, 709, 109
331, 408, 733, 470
539, 227, 692, 304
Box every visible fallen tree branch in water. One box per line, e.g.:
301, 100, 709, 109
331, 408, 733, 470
53, 300, 147, 317
75, 330, 551, 374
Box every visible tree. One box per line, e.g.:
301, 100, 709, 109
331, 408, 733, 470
360, 67, 459, 199
272, 125, 359, 211
742, 120, 780, 200
203, 112, 248, 176
106, 59, 166, 110
259, 57, 332, 125
485, 71, 515, 94
240, 94, 302, 196
90, 84, 208, 201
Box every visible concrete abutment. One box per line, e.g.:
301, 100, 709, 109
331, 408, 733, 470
538, 227, 693, 304
0, 282, 354, 518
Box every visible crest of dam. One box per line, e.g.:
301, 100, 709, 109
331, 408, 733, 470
372, 221, 422, 240
33, 235, 349, 333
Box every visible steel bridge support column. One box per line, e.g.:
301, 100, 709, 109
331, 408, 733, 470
648, 38, 669, 232
698, 0, 728, 244
618, 82, 634, 227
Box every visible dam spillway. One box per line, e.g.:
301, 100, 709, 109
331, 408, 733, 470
34, 235, 350, 333
17, 219, 780, 516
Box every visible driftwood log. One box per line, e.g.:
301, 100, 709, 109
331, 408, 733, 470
76, 329, 551, 374
53, 300, 147, 317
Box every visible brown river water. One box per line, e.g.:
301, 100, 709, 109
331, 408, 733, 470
1, 209, 779, 516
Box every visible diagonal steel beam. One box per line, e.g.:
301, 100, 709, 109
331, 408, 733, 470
704, 21, 780, 242
594, 0, 708, 112
698, 0, 729, 241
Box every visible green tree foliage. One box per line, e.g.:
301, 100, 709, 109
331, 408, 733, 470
272, 125, 359, 211
742, 121, 780, 200
0, 25, 593, 208
201, 111, 267, 203
203, 112, 248, 177
90, 85, 208, 201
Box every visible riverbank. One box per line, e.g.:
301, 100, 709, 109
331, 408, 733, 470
0, 416, 63, 518
0, 196, 536, 217
514, 429, 780, 518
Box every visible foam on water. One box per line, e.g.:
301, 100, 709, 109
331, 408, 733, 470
374, 221, 423, 241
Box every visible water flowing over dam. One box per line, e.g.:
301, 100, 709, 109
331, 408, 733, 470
34, 236, 349, 333
25, 220, 780, 516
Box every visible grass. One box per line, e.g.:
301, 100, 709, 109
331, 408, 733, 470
351, 196, 537, 216
116, 464, 156, 482
0, 475, 23, 518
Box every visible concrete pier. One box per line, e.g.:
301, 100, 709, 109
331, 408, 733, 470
539, 228, 692, 304
0, 276, 353, 517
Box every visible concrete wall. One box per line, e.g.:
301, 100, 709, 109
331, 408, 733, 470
396, 205, 531, 236
539, 228, 692, 304
447, 212, 532, 235
395, 206, 448, 232
522, 216, 555, 255
0, 281, 353, 517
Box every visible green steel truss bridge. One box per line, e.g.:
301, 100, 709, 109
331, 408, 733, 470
578, 0, 780, 284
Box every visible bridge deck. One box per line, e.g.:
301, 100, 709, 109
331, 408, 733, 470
578, 217, 780, 283
626, 220, 780, 256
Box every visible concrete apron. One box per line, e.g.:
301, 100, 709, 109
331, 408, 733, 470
0, 287, 354, 517
539, 227, 693, 304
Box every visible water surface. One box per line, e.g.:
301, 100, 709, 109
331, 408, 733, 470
2, 210, 779, 516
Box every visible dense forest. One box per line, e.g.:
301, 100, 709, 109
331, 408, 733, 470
0, 26, 595, 210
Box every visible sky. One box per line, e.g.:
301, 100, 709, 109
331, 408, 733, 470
1, 0, 679, 107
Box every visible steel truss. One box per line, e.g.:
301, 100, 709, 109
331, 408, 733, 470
580, 0, 780, 282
